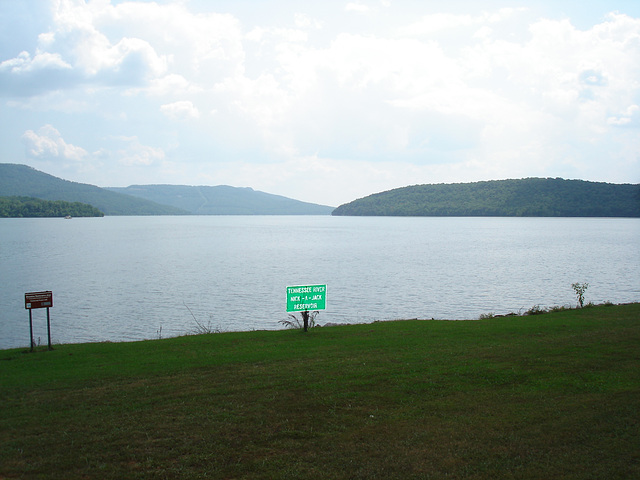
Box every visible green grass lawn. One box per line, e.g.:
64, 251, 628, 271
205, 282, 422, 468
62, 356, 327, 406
1, 304, 639, 479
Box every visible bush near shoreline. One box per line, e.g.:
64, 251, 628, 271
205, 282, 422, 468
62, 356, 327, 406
1, 303, 638, 479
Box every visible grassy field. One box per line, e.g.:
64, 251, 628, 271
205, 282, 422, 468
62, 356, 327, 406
1, 304, 639, 479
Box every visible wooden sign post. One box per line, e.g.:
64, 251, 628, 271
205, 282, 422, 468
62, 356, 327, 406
25, 291, 53, 351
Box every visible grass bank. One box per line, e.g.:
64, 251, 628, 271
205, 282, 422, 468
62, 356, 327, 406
1, 304, 639, 479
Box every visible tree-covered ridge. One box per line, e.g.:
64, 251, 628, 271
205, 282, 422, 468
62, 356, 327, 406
107, 184, 335, 215
0, 164, 333, 215
332, 178, 640, 217
0, 164, 188, 215
0, 196, 104, 217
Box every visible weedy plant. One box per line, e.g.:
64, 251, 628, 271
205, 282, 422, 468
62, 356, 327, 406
572, 282, 589, 308
525, 305, 547, 316
184, 302, 221, 335
190, 318, 222, 335
279, 310, 319, 331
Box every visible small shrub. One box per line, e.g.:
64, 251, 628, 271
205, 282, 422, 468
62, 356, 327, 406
525, 305, 547, 316
571, 282, 589, 308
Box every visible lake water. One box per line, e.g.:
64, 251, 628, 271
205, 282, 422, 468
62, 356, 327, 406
1, 216, 638, 349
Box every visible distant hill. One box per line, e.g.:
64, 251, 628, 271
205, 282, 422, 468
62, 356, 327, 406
0, 164, 333, 216
332, 178, 640, 217
0, 164, 188, 215
107, 184, 334, 215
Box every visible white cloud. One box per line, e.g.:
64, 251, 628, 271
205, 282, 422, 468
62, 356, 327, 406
2, 2, 640, 205
117, 145, 165, 167
0, 0, 242, 97
401, 13, 476, 35
22, 125, 87, 162
160, 100, 200, 120
185, 7, 640, 191
400, 9, 524, 36
47, 1, 168, 82
0, 50, 71, 74
0, 50, 74, 96
0, 11, 167, 95
97, 1, 244, 82
345, 3, 371, 14
608, 104, 640, 125
115, 137, 165, 167
345, 0, 393, 15
145, 74, 199, 97
294, 13, 322, 29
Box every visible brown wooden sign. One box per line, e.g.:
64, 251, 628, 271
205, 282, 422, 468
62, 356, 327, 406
25, 291, 53, 310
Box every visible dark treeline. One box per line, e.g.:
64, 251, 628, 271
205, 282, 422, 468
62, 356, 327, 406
332, 178, 640, 217
0, 196, 104, 218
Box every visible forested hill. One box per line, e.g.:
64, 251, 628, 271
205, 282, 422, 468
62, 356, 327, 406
106, 185, 334, 215
332, 178, 640, 217
0, 164, 187, 215
0, 164, 333, 215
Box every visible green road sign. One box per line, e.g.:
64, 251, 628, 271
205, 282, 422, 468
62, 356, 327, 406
286, 284, 326, 312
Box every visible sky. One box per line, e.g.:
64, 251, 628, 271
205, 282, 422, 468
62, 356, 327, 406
1, 0, 639, 207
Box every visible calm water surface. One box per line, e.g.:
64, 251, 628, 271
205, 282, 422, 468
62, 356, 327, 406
1, 216, 638, 349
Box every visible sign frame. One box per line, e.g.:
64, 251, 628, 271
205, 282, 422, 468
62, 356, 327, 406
25, 291, 53, 310
24, 291, 53, 351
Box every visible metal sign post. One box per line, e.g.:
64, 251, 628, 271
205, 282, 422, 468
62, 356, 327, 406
28, 309, 34, 351
25, 291, 53, 351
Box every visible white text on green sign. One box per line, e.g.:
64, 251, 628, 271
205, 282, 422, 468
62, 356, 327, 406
287, 285, 326, 312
